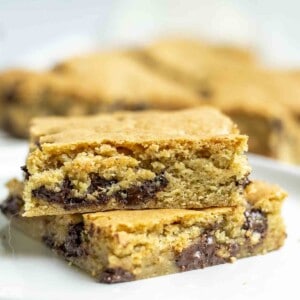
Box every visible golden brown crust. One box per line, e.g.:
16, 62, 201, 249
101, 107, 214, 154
30, 107, 242, 146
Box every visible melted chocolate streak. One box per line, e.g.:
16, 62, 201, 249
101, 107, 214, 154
175, 233, 232, 271
176, 209, 268, 272
32, 173, 168, 209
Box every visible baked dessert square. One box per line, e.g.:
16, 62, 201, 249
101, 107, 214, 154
0, 52, 200, 138
22, 107, 250, 216
207, 77, 300, 163
1, 180, 286, 283
138, 38, 300, 163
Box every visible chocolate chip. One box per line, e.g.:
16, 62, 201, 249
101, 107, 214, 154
42, 222, 86, 258
176, 234, 227, 271
32, 173, 168, 209
228, 243, 240, 257
21, 165, 30, 180
87, 173, 118, 204
243, 209, 268, 238
114, 173, 168, 206
32, 179, 86, 209
32, 178, 72, 202
61, 222, 86, 258
0, 194, 23, 216
31, 176, 114, 208
99, 268, 135, 283
236, 176, 251, 189
88, 173, 118, 193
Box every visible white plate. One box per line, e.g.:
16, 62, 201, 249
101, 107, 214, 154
0, 142, 300, 300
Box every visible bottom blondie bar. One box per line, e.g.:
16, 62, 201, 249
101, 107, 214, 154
1, 180, 286, 283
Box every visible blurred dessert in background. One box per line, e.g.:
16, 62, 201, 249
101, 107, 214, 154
0, 37, 299, 164
137, 38, 300, 164
0, 52, 200, 137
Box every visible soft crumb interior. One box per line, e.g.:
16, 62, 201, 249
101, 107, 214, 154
24, 140, 250, 213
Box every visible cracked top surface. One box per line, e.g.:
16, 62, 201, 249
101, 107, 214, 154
30, 107, 244, 147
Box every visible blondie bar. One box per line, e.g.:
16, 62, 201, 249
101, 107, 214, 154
22, 107, 250, 216
1, 180, 286, 283
0, 52, 199, 138
260, 70, 300, 122
138, 38, 300, 163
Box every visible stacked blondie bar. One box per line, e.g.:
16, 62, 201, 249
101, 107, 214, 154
0, 107, 286, 283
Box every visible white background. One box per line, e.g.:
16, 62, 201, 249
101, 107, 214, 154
1, 0, 300, 69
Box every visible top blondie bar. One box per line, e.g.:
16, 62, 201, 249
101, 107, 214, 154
22, 107, 250, 217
